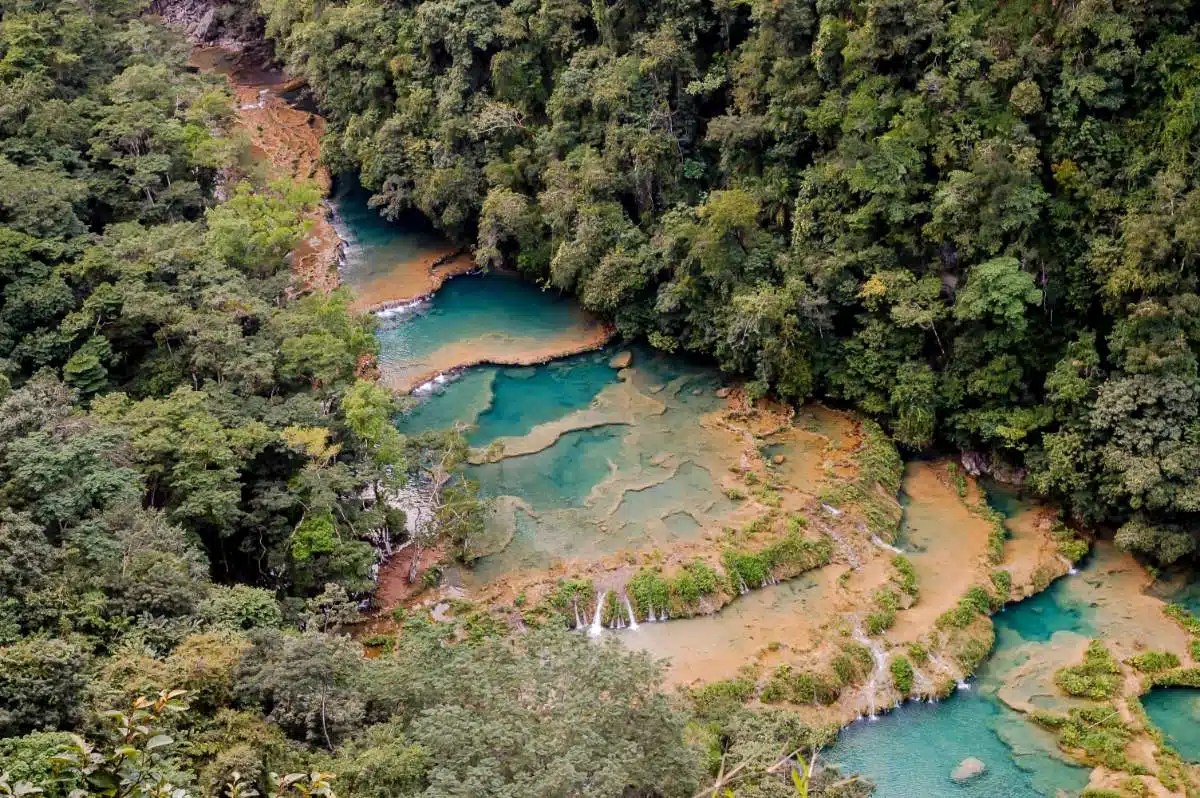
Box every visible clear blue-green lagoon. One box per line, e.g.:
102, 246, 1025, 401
1142, 688, 1200, 762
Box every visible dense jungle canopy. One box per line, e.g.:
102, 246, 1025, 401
259, 0, 1200, 562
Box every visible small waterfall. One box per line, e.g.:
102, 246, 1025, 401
573, 598, 584, 631
588, 591, 607, 637
853, 624, 888, 720
622, 594, 639, 630
1058, 555, 1079, 575
821, 503, 842, 516
647, 604, 657, 623
737, 575, 750, 595
956, 680, 971, 691
871, 535, 903, 554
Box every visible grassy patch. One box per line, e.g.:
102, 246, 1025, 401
1033, 704, 1144, 773
890, 655, 914, 694
1055, 640, 1121, 699
1149, 667, 1200, 688
690, 678, 756, 719
721, 531, 833, 592
761, 664, 841, 705
1127, 650, 1180, 674
990, 569, 1012, 599
936, 585, 997, 629
866, 588, 899, 635
819, 420, 903, 538
1052, 520, 1089, 563
891, 554, 918, 597
627, 560, 722, 619
946, 462, 968, 498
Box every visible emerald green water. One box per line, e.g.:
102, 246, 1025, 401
830, 576, 1093, 796
374, 274, 599, 388
394, 340, 739, 577
1143, 688, 1200, 762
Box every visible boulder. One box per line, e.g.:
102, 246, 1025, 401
951, 758, 986, 783
715, 387, 731, 398
772, 454, 786, 465
608, 350, 633, 369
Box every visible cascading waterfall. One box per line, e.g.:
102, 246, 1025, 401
737, 575, 750, 595
853, 624, 888, 721
588, 591, 607, 637
573, 598, 584, 631
1058, 555, 1079, 575
647, 604, 657, 622
623, 594, 639, 630
870, 535, 903, 554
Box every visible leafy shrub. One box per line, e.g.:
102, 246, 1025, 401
890, 655, 914, 693
990, 569, 1012, 598
690, 678, 755, 719
891, 555, 918, 597
1127, 650, 1180, 674
761, 665, 841, 705
1033, 705, 1142, 773
1055, 640, 1120, 699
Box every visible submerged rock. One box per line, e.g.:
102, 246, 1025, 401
951, 757, 986, 782
715, 386, 731, 398
772, 454, 786, 465
609, 350, 633, 369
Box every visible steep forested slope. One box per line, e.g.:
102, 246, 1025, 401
261, 0, 1200, 562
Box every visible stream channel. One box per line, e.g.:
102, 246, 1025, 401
333, 177, 1196, 797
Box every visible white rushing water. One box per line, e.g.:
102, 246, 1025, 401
623, 594, 640, 630
588, 590, 607, 637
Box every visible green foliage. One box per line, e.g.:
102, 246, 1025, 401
1055, 641, 1121, 700
866, 588, 899, 635
1149, 668, 1200, 689
1033, 705, 1143, 773
889, 655, 914, 694
722, 532, 832, 594
0, 637, 88, 737
689, 678, 756, 720
990, 569, 1012, 599
937, 586, 997, 630
891, 555, 918, 597
1127, 651, 1180, 674
760, 665, 841, 706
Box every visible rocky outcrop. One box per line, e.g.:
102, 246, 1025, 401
153, 0, 263, 48
960, 450, 1026, 485
951, 757, 986, 782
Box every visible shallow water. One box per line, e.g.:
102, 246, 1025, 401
437, 346, 742, 580
1142, 688, 1200, 762
624, 574, 832, 685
